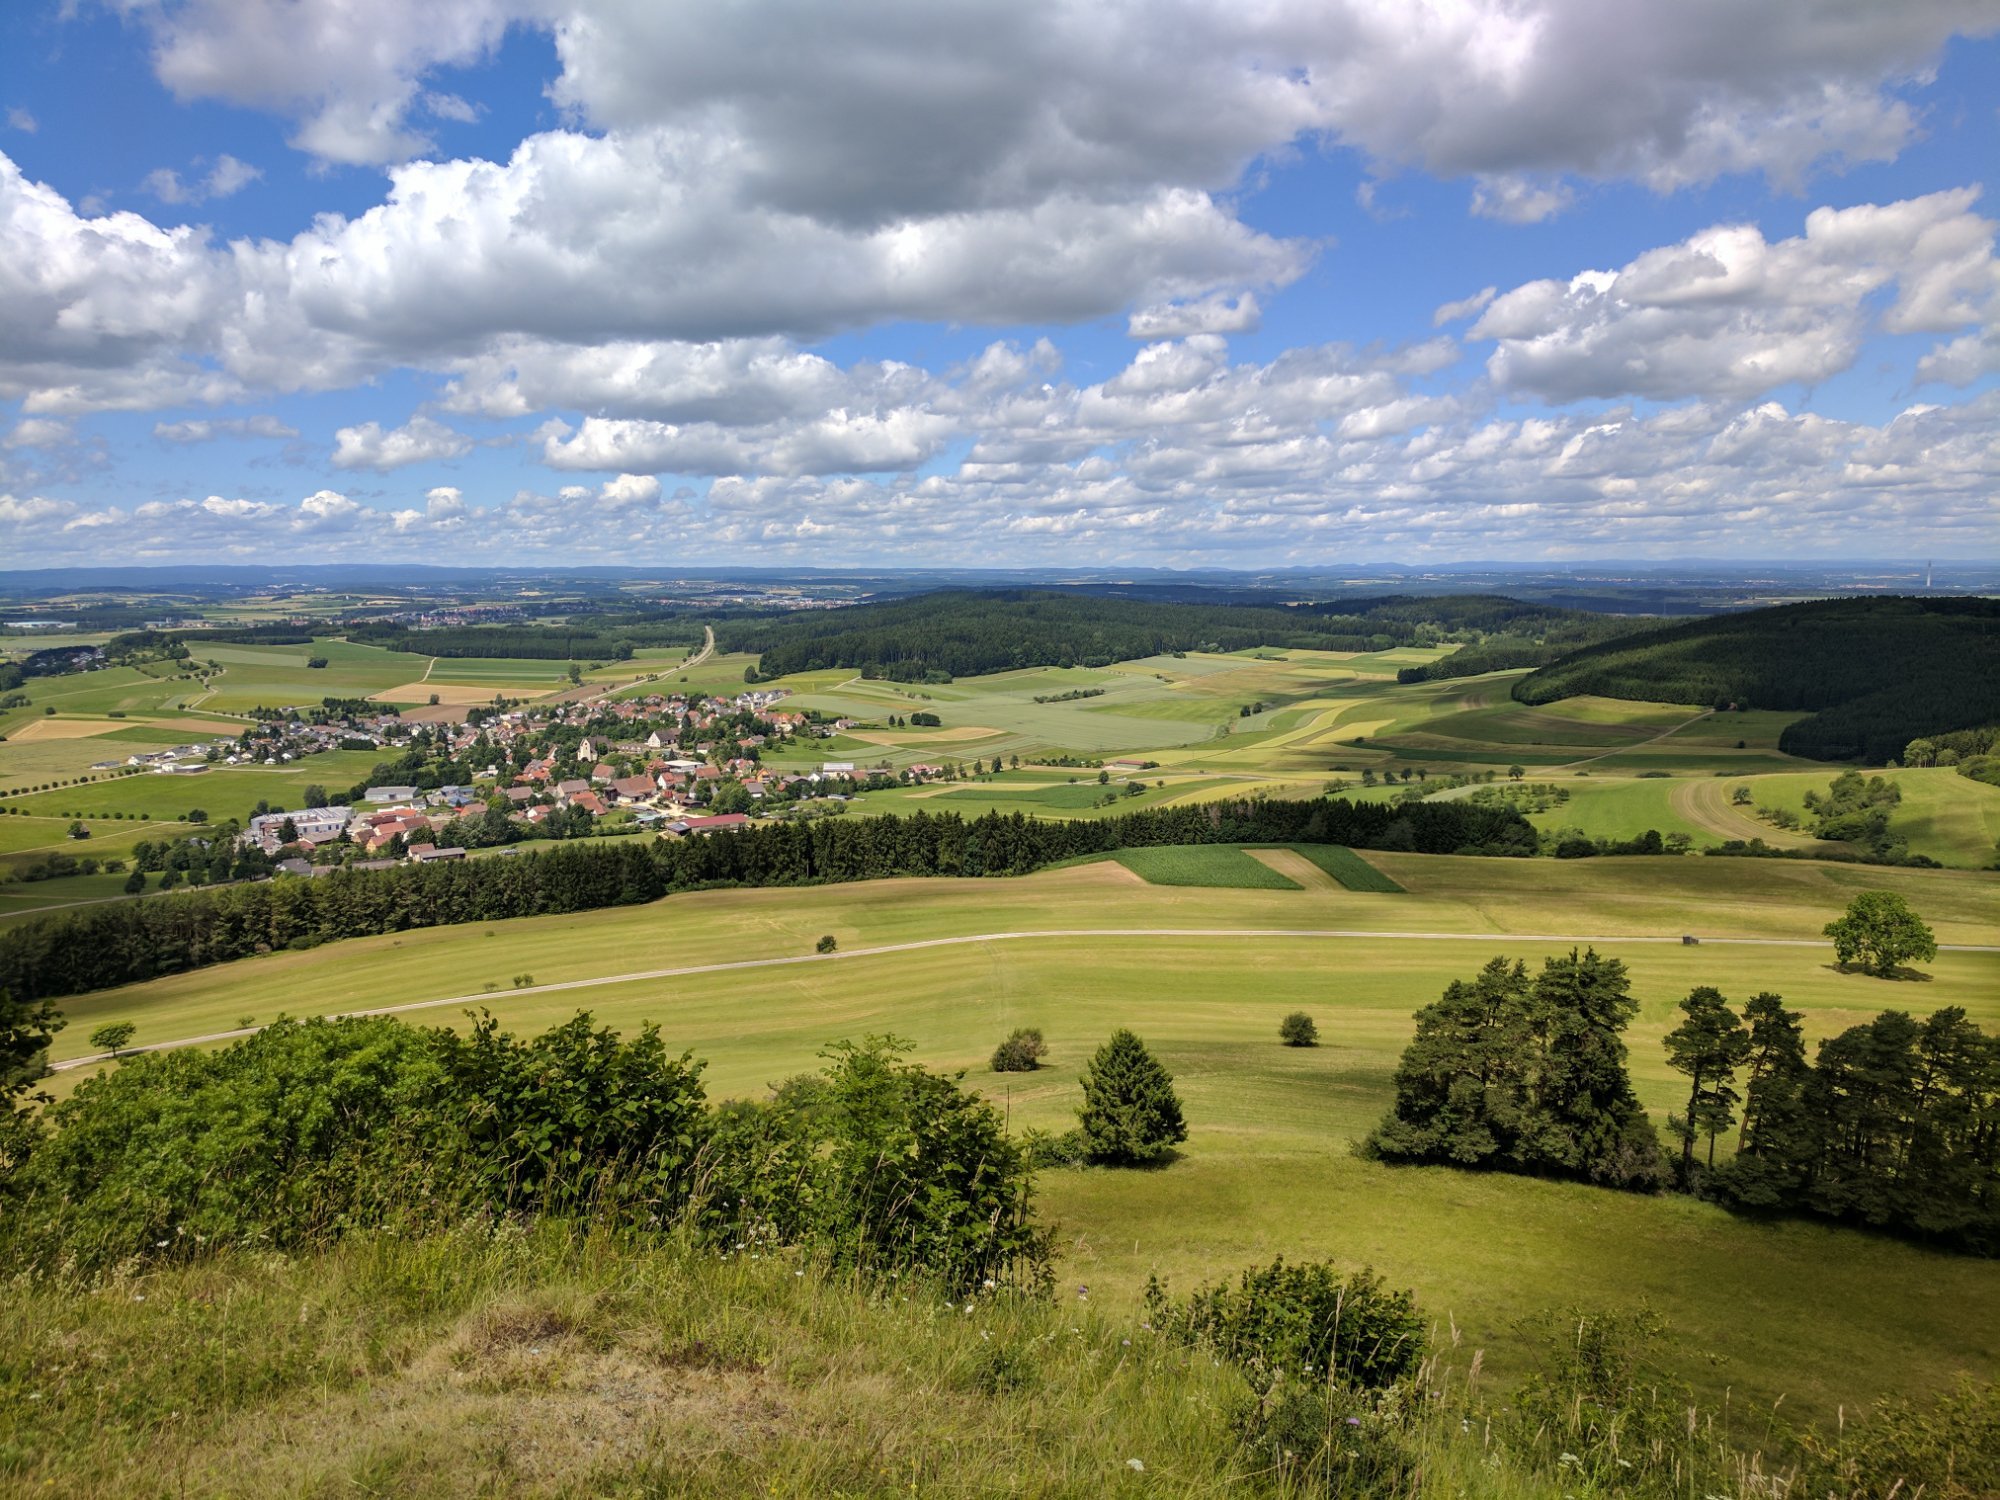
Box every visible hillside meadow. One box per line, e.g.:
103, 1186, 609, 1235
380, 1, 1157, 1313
42, 854, 2000, 1422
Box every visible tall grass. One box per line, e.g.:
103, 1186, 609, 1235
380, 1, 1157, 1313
4, 1223, 1991, 1497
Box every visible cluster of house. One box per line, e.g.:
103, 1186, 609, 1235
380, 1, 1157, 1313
94, 741, 234, 774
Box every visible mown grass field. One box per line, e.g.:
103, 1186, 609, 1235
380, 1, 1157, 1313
43, 855, 2000, 1421
1109, 844, 1301, 888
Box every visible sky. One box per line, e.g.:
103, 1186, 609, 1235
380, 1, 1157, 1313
3, 0, 2000, 570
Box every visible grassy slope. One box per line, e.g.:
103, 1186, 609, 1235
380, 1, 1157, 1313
42, 857, 2000, 1422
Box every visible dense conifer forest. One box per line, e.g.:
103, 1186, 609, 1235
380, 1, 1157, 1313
1514, 596, 2000, 761
340, 616, 706, 659
723, 589, 1627, 681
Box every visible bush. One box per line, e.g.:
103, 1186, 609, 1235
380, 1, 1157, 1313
1795, 1377, 2000, 1500
815, 933, 837, 954
1279, 1011, 1318, 1047
1077, 1029, 1186, 1165
1146, 1258, 1425, 1393
990, 1027, 1047, 1072
3, 1016, 1046, 1293
701, 1036, 1050, 1293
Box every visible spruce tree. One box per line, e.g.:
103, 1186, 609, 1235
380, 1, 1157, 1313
1365, 957, 1534, 1168
1077, 1029, 1187, 1165
1716, 992, 1813, 1207
1524, 948, 1664, 1189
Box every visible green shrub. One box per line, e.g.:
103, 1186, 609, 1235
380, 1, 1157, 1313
1146, 1258, 1425, 1394
1279, 1011, 1318, 1047
990, 1027, 1046, 1072
700, 1036, 1049, 1294
1796, 1377, 2000, 1500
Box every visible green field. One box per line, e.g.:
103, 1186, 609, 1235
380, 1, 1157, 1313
1520, 766, 2000, 869
1110, 844, 1302, 888
0, 750, 385, 826
1282, 842, 1405, 891
44, 853, 2000, 1421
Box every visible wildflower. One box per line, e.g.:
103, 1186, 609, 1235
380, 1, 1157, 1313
1125, 1458, 1145, 1473
982, 1278, 996, 1290
1346, 1418, 1361, 1427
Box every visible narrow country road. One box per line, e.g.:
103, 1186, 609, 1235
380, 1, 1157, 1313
51, 923, 1999, 1071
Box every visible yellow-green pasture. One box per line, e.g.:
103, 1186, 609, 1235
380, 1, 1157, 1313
1521, 765, 2000, 870
47, 854, 2000, 1419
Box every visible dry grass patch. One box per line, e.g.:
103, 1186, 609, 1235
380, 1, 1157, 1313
374, 682, 546, 705
6, 717, 124, 741
1242, 847, 1340, 890
848, 725, 1001, 745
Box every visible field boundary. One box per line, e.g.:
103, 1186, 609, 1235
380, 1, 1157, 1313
53, 923, 2000, 1071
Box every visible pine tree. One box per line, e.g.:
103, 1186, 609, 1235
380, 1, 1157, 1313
1077, 1029, 1187, 1165
1717, 992, 1813, 1207
1524, 948, 1664, 1189
1365, 957, 1535, 1168
1664, 987, 1751, 1178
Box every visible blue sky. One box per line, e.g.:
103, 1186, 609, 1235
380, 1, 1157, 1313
3, 0, 1999, 567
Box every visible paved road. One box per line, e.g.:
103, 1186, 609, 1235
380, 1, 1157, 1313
51, 923, 2000, 1071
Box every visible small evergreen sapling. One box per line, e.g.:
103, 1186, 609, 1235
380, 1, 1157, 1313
1077, 1029, 1187, 1165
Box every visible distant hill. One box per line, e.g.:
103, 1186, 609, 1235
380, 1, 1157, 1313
1514, 597, 2000, 762
723, 588, 1627, 682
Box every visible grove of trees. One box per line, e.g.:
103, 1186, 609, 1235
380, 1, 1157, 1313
1364, 949, 1667, 1190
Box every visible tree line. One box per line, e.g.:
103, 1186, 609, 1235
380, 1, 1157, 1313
0, 796, 1532, 1004
341, 616, 704, 660
1514, 596, 2000, 762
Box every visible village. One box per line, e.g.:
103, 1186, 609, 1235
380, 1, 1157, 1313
206, 683, 978, 874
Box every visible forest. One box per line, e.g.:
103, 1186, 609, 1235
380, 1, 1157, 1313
0, 797, 1531, 1005
1514, 596, 2000, 761
723, 589, 1622, 681
339, 614, 705, 660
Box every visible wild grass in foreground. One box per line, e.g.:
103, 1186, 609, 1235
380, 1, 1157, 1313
2, 1222, 1993, 1499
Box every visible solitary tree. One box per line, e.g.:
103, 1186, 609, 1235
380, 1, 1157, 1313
1664, 987, 1750, 1177
1824, 891, 1937, 977
1078, 1030, 1187, 1165
1279, 1011, 1319, 1047
88, 1022, 137, 1059
122, 869, 145, 894
1508, 764, 1525, 781
990, 1027, 1047, 1072
815, 933, 838, 954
